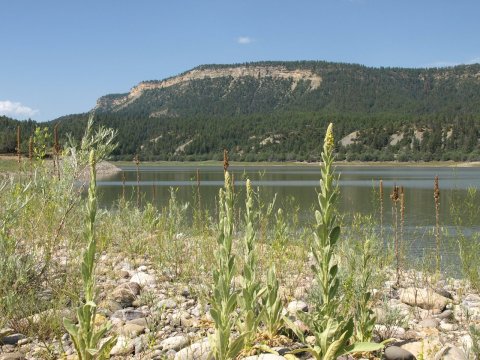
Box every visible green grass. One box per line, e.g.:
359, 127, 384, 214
0, 157, 20, 173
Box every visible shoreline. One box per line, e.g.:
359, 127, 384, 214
2, 155, 480, 175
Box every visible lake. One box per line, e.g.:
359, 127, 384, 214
97, 164, 480, 272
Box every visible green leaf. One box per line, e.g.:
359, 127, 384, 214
342, 341, 384, 354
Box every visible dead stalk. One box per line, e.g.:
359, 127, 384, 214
434, 176, 441, 274
391, 184, 400, 285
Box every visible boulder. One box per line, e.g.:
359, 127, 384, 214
174, 338, 211, 360
434, 345, 467, 360
385, 346, 416, 360
160, 335, 190, 351
110, 281, 141, 307
287, 300, 308, 314
399, 288, 449, 311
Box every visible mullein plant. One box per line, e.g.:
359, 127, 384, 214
209, 170, 245, 359
261, 265, 284, 340
290, 124, 382, 360
238, 179, 264, 349
354, 239, 376, 343
63, 150, 116, 359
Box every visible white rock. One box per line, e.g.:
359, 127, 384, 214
110, 335, 134, 356
243, 355, 286, 360
399, 287, 449, 311
131, 271, 156, 286
174, 338, 211, 360
160, 335, 190, 351
287, 300, 308, 314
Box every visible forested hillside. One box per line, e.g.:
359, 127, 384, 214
3, 61, 480, 161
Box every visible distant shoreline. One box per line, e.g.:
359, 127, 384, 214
2, 155, 480, 175
112, 159, 480, 168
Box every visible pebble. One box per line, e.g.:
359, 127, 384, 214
160, 335, 190, 351
287, 300, 308, 314
0, 334, 26, 346
384, 346, 416, 360
131, 271, 156, 286
0, 352, 26, 360
174, 338, 210, 360
418, 318, 439, 328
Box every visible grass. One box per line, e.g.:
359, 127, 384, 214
1, 122, 480, 359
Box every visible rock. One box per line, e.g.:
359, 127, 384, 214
434, 288, 453, 300
0, 328, 14, 338
127, 317, 149, 328
160, 335, 190, 351
120, 270, 130, 278
399, 288, 449, 311
110, 282, 141, 307
287, 300, 308, 314
174, 338, 211, 360
0, 334, 26, 346
436, 309, 454, 320
434, 345, 467, 360
110, 335, 135, 356
99, 299, 123, 312
243, 355, 286, 359
157, 298, 177, 310
439, 322, 458, 332
418, 318, 439, 328
134, 335, 147, 354
120, 323, 146, 337
0, 353, 26, 360
111, 308, 148, 322
131, 272, 156, 286
460, 334, 473, 354
384, 346, 416, 360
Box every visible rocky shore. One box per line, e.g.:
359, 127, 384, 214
1, 254, 478, 360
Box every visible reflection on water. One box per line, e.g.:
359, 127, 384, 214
97, 164, 480, 271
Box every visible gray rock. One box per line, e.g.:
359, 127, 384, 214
120, 323, 146, 337
434, 345, 467, 360
111, 308, 148, 322
110, 281, 141, 307
439, 322, 458, 332
436, 309, 454, 320
385, 346, 416, 360
0, 352, 26, 360
157, 298, 177, 310
127, 317, 149, 328
434, 288, 453, 300
174, 338, 211, 360
160, 335, 190, 351
0, 334, 26, 346
418, 318, 439, 328
134, 335, 147, 354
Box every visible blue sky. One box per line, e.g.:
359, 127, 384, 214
1, 0, 479, 121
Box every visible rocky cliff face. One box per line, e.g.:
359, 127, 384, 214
95, 65, 322, 112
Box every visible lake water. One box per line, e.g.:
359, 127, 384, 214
97, 164, 480, 271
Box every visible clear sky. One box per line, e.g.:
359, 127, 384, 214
1, 0, 479, 121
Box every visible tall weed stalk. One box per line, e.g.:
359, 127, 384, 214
290, 124, 382, 360
63, 151, 116, 359
209, 170, 245, 359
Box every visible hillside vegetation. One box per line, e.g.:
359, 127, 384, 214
3, 61, 480, 161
